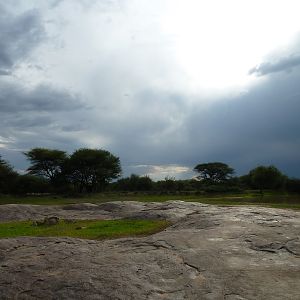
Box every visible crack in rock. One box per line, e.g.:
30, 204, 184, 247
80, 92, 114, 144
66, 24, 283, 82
247, 238, 300, 256
284, 238, 300, 256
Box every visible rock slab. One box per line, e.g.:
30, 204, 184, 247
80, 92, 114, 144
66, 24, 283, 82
0, 201, 299, 299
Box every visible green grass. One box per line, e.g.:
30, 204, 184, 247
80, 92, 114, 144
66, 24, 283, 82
0, 219, 170, 240
0, 192, 300, 210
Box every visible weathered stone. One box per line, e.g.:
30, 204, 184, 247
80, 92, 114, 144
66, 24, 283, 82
32, 216, 59, 226
0, 201, 299, 299
44, 216, 59, 226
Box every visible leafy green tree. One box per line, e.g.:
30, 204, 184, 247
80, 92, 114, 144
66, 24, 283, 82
0, 155, 18, 193
66, 148, 121, 192
115, 174, 153, 191
194, 162, 234, 183
14, 175, 51, 194
238, 174, 252, 188
24, 148, 67, 181
248, 165, 285, 193
156, 176, 178, 192
286, 178, 300, 193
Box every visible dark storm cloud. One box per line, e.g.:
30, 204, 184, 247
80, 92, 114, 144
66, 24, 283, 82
0, 3, 88, 166
0, 81, 88, 150
99, 90, 188, 163
105, 68, 300, 178
249, 54, 300, 76
1, 1, 300, 180
182, 69, 300, 177
0, 83, 85, 113
61, 124, 89, 132
3, 115, 53, 129
0, 4, 44, 74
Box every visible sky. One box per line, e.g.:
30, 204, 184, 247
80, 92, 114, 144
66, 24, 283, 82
1, 0, 300, 180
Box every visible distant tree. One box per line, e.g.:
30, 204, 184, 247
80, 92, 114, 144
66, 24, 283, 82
238, 174, 252, 188
136, 175, 153, 191
0, 155, 18, 193
248, 165, 285, 193
24, 148, 67, 182
66, 148, 121, 192
156, 176, 178, 192
115, 174, 153, 191
14, 175, 51, 194
194, 162, 234, 183
286, 178, 300, 193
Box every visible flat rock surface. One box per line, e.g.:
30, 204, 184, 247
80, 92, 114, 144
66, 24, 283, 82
0, 201, 299, 299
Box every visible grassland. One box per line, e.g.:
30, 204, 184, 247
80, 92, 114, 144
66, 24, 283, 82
0, 219, 170, 240
0, 191, 299, 210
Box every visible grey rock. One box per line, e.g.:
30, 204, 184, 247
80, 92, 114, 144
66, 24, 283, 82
32, 216, 60, 226
62, 203, 103, 211
0, 201, 299, 299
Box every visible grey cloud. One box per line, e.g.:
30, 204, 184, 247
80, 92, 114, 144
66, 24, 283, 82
101, 68, 300, 178
1, 1, 300, 180
61, 124, 89, 132
0, 83, 85, 113
181, 69, 300, 176
0, 3, 91, 165
0, 69, 10, 76
0, 82, 88, 164
2, 115, 53, 129
90, 90, 188, 163
0, 5, 45, 73
249, 54, 300, 76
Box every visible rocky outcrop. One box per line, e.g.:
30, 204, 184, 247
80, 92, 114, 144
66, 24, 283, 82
0, 201, 299, 299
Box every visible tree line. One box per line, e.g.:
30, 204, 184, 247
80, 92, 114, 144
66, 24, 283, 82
0, 148, 121, 194
0, 148, 300, 195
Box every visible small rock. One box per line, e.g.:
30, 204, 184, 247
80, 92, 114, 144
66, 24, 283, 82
32, 216, 59, 226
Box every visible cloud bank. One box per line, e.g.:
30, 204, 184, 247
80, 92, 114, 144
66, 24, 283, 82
1, 1, 300, 179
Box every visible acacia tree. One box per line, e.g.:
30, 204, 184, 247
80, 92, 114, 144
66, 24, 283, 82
248, 165, 285, 193
66, 148, 121, 192
24, 148, 68, 182
194, 162, 234, 183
